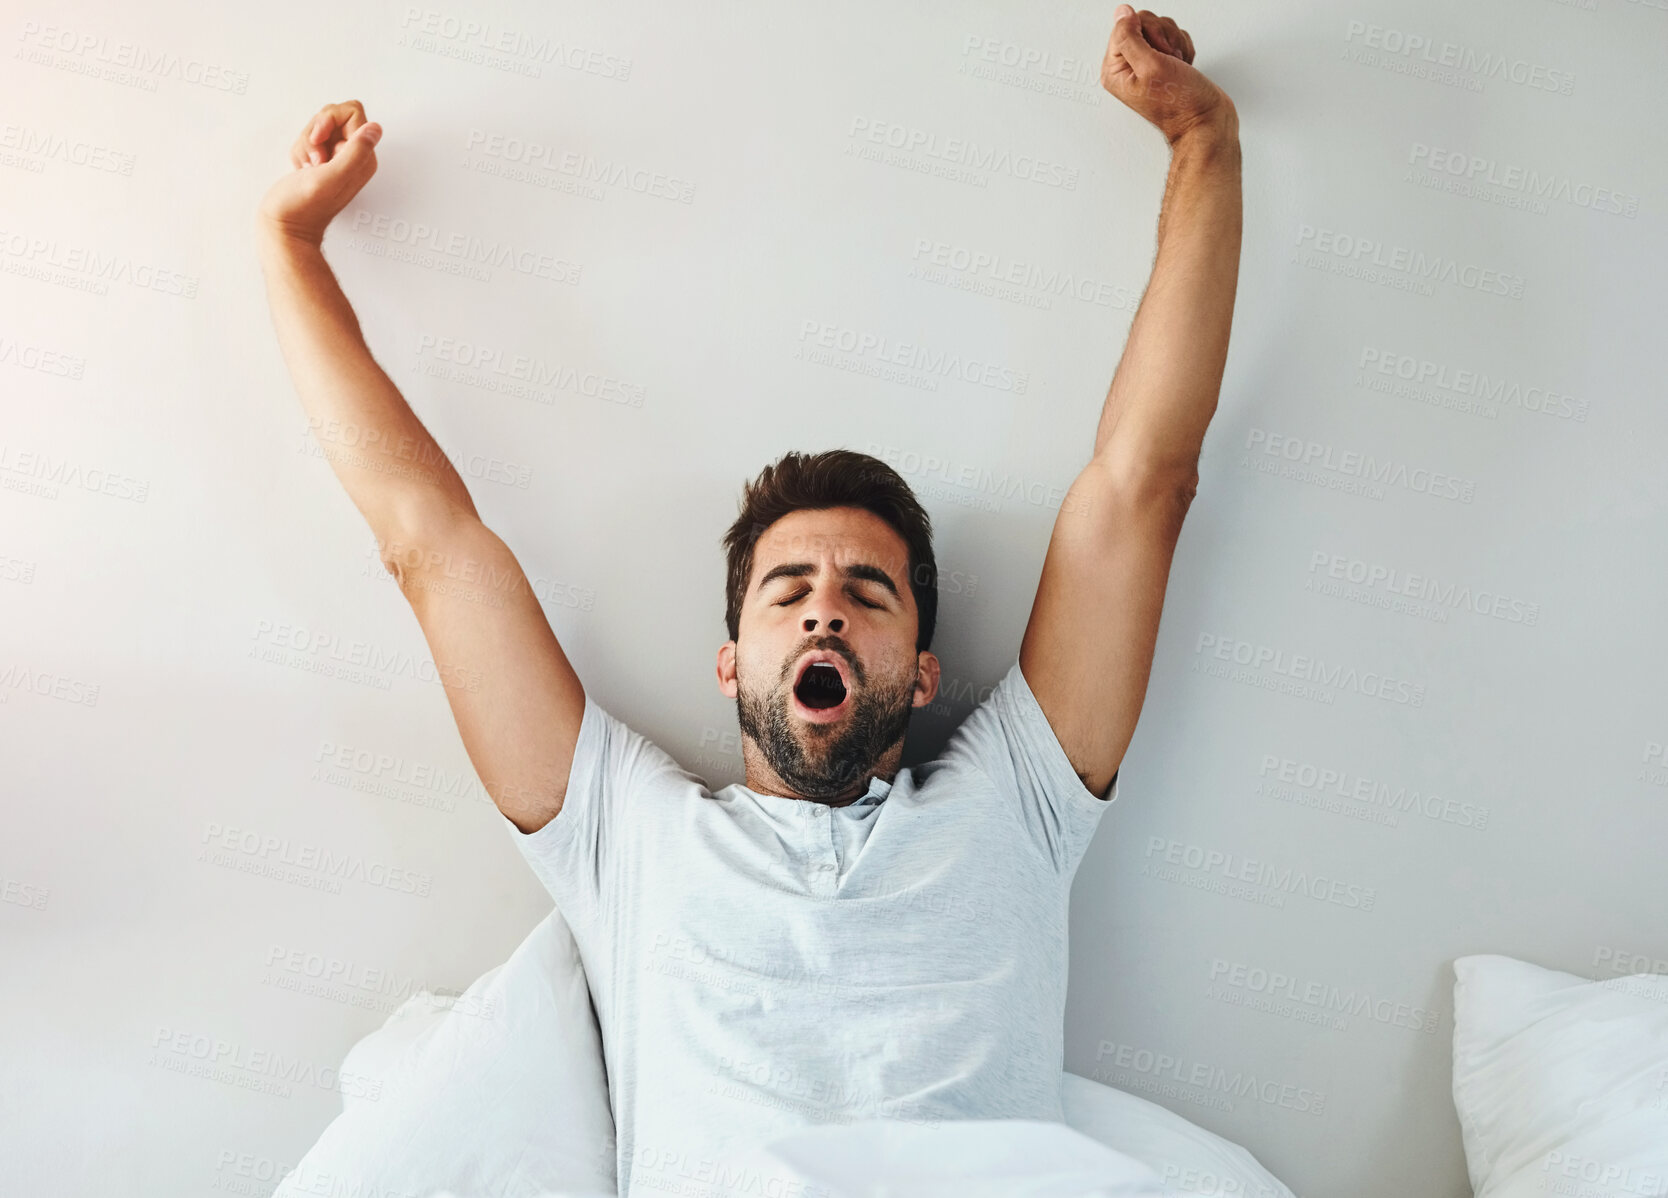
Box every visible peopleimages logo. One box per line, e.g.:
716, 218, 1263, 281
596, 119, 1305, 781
956, 33, 1102, 104
313, 739, 497, 813
1539, 1152, 1666, 1197
0, 226, 200, 299
0, 332, 87, 380
15, 20, 252, 94
1407, 144, 1638, 218
150, 1026, 382, 1100
347, 209, 583, 285
1642, 741, 1668, 788
1341, 20, 1575, 95
909, 237, 1138, 312
848, 117, 1080, 189
413, 332, 644, 409
1195, 631, 1428, 708
796, 319, 1028, 395
1, 876, 49, 911
250, 617, 480, 693
0, 442, 150, 503
864, 441, 1090, 516
1244, 426, 1477, 504
1306, 549, 1540, 627
1258, 753, 1491, 831
958, 35, 1100, 87
198, 822, 433, 897
1094, 1039, 1326, 1116
396, 8, 633, 80
1144, 836, 1378, 911
0, 123, 136, 176
1295, 223, 1525, 299
630, 1144, 836, 1198
1592, 944, 1668, 978
1208, 958, 1442, 1034
0, 661, 100, 707
262, 944, 496, 1018
463, 129, 695, 204
1161, 1164, 1284, 1198
1356, 346, 1589, 423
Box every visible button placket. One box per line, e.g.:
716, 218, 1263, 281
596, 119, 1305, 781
809, 806, 837, 893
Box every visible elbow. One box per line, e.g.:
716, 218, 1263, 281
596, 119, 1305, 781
375, 528, 418, 587
1149, 468, 1199, 537
374, 500, 480, 582
1085, 453, 1198, 543
1093, 446, 1199, 510
1174, 466, 1200, 508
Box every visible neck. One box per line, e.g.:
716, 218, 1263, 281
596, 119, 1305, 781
740, 744, 903, 806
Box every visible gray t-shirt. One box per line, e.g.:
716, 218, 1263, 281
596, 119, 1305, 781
504, 656, 1119, 1198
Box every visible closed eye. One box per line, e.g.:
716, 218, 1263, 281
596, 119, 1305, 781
776, 589, 883, 610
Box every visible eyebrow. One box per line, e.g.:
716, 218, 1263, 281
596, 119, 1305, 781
755, 561, 901, 603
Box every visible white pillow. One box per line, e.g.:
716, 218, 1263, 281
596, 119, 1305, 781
1451, 953, 1668, 1198
273, 908, 616, 1198
1062, 1072, 1296, 1197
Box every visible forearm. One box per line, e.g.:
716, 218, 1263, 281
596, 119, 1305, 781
256, 226, 479, 542
1093, 114, 1242, 483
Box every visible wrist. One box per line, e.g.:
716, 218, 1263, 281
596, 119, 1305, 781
1168, 104, 1239, 154
255, 217, 325, 264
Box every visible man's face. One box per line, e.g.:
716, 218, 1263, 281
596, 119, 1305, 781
718, 507, 938, 802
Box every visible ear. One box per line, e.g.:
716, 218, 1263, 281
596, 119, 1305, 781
912, 651, 941, 708
716, 641, 739, 699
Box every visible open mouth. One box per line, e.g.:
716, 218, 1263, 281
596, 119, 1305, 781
793, 657, 849, 714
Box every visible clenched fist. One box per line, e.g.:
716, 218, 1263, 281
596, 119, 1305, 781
256, 100, 383, 247
1101, 5, 1236, 146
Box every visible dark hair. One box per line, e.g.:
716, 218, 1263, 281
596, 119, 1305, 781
722, 450, 937, 653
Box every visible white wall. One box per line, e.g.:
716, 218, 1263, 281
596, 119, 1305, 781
4, 1, 1665, 1195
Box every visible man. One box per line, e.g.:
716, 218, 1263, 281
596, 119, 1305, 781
256, 6, 1239, 1195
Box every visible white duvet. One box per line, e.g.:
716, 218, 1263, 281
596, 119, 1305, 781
692, 1117, 1170, 1197
413, 1118, 1167, 1198
274, 909, 1293, 1198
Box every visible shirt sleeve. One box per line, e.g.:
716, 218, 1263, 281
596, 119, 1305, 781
498, 689, 680, 927
936, 657, 1120, 875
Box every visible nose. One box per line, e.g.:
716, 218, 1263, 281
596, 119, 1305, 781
800, 586, 848, 635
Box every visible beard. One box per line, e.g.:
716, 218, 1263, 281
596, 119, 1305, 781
735, 649, 917, 802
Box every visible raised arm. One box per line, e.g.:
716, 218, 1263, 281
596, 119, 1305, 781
1018, 8, 1242, 798
255, 101, 584, 834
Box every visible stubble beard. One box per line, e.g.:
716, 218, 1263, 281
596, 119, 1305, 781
735, 657, 917, 802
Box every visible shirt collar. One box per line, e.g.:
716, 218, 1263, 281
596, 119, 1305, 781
856, 774, 894, 805
740, 772, 894, 809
